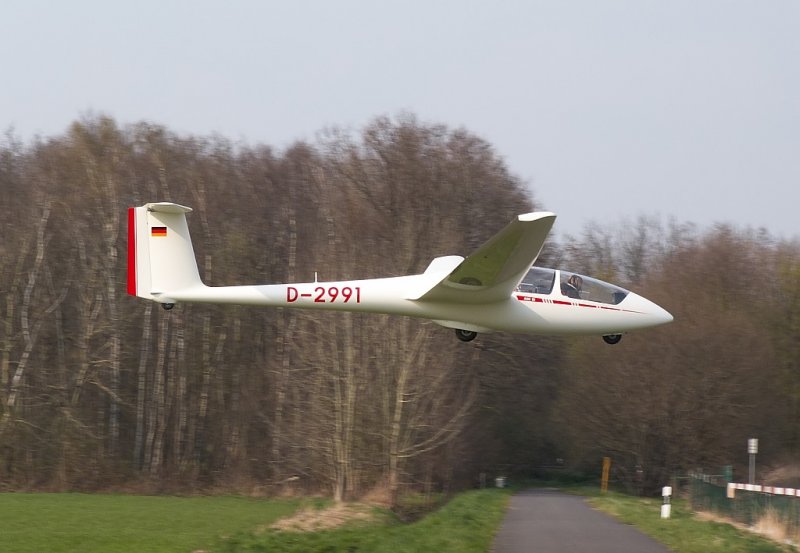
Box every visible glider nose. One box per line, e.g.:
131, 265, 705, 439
626, 293, 673, 328
651, 301, 674, 326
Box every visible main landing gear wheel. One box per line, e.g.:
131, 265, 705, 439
161, 303, 175, 311
602, 334, 622, 345
455, 329, 478, 342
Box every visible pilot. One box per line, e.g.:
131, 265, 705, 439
561, 274, 583, 299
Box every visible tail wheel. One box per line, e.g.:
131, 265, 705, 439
455, 329, 478, 342
603, 334, 622, 345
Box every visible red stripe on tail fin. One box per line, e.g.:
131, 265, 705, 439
127, 207, 137, 295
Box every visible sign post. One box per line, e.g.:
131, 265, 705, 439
748, 438, 758, 484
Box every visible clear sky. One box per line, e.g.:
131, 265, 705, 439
2, 1, 798, 238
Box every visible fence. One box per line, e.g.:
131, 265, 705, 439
690, 474, 800, 541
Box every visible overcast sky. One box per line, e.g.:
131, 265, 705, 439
2, 1, 798, 238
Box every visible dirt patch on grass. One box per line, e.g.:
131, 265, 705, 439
263, 502, 380, 533
752, 508, 799, 548
696, 510, 799, 548
695, 510, 750, 530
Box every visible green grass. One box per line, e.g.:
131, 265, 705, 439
586, 491, 794, 553
0, 493, 300, 553
216, 489, 512, 553
0, 489, 510, 553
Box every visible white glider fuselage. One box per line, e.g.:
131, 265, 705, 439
161, 276, 670, 337
128, 202, 672, 341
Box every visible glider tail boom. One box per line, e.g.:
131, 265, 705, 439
127, 202, 204, 303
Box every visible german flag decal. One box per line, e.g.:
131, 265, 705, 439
151, 226, 167, 237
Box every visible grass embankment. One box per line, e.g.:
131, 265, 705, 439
216, 489, 511, 552
585, 490, 794, 553
0, 493, 299, 553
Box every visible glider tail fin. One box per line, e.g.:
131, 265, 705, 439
127, 202, 203, 302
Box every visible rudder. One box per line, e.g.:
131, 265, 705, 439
127, 202, 203, 303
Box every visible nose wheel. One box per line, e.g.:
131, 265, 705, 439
455, 329, 478, 342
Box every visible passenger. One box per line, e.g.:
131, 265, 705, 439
561, 274, 583, 299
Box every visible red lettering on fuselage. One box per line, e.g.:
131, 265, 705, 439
286, 285, 361, 304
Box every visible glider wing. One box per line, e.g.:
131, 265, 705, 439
410, 212, 556, 304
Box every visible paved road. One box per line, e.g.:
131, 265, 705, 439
492, 489, 672, 553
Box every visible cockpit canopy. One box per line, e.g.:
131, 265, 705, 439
518, 267, 629, 305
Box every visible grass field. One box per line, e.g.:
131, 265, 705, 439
0, 493, 300, 553
0, 489, 510, 553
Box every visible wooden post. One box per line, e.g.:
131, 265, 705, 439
601, 456, 611, 493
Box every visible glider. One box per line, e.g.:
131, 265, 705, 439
127, 202, 672, 343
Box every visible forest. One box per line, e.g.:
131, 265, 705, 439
0, 114, 798, 500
